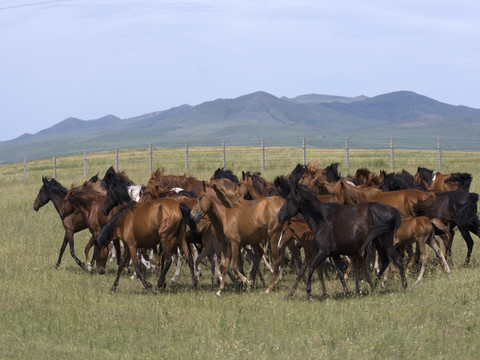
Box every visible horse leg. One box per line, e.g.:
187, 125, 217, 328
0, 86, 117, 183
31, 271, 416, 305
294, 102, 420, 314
111, 249, 131, 292
375, 248, 390, 288
171, 247, 183, 283
386, 244, 407, 290
84, 237, 95, 272
179, 226, 197, 290
306, 249, 328, 301
249, 244, 264, 289
427, 235, 451, 274
128, 243, 153, 291
55, 233, 69, 268
265, 232, 282, 294
216, 243, 232, 297
332, 255, 350, 296
439, 231, 455, 263
113, 239, 122, 266
414, 241, 428, 285
156, 247, 173, 291
229, 242, 251, 289
459, 227, 475, 265
285, 258, 309, 300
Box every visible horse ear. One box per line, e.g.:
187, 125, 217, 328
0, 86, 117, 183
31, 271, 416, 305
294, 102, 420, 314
242, 171, 246, 180
202, 180, 206, 191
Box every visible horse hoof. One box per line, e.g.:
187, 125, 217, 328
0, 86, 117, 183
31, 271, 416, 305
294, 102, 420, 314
54, 263, 60, 269
265, 289, 271, 294
307, 294, 313, 302
110, 286, 117, 293
215, 291, 221, 297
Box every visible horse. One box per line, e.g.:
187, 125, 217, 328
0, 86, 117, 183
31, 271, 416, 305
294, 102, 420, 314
143, 168, 204, 197
277, 164, 406, 301
415, 167, 472, 192
383, 217, 451, 285
190, 181, 285, 296
351, 168, 383, 187
379, 170, 417, 191
210, 168, 239, 183
34, 176, 94, 269
95, 198, 196, 292
101, 166, 138, 215
336, 179, 436, 218
59, 179, 122, 273
425, 190, 480, 264
299, 162, 342, 193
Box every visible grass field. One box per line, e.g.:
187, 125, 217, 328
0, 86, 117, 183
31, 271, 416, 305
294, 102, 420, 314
1, 147, 480, 359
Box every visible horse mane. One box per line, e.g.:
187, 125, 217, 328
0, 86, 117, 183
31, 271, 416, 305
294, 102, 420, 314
415, 167, 434, 188
211, 168, 239, 183
210, 183, 242, 208
67, 181, 105, 208
324, 163, 341, 182
337, 179, 371, 204
244, 171, 268, 197
352, 168, 371, 185
289, 164, 306, 184
445, 173, 472, 191
296, 183, 340, 217
43, 176, 68, 196
273, 175, 292, 199
379, 170, 416, 191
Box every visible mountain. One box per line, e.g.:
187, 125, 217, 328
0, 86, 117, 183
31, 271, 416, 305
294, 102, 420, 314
1, 90, 479, 163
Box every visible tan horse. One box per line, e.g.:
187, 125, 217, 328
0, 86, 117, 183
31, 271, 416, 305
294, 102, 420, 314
383, 216, 451, 285
191, 181, 284, 296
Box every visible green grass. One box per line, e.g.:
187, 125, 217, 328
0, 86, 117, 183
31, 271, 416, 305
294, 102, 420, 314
1, 147, 480, 359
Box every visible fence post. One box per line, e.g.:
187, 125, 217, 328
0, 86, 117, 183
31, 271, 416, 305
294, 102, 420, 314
302, 137, 306, 165
185, 141, 189, 173
53, 154, 56, 179
222, 140, 226, 169
149, 143, 152, 173
261, 138, 265, 171
24, 155, 27, 183
115, 147, 119, 171
390, 137, 394, 170
84, 151, 87, 177
345, 138, 350, 170
437, 138, 442, 169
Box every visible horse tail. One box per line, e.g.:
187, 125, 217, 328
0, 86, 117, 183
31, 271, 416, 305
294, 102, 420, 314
430, 218, 449, 236
454, 192, 479, 228
414, 191, 436, 217
180, 202, 202, 246
360, 204, 401, 256
96, 205, 130, 248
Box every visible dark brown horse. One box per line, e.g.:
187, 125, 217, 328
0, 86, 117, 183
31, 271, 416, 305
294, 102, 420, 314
95, 198, 196, 292
34, 176, 92, 269
415, 167, 472, 192
277, 164, 406, 301
59, 180, 121, 273
190, 181, 285, 296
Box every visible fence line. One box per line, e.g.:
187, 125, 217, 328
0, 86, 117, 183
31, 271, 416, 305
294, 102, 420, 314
16, 137, 474, 184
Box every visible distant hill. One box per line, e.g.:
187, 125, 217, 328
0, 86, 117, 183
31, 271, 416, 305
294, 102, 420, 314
1, 90, 479, 163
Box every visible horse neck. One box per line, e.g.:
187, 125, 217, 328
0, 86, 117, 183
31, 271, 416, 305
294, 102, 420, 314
47, 187, 68, 215
204, 188, 239, 231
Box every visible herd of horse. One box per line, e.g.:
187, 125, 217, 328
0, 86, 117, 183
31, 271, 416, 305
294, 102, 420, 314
33, 162, 480, 300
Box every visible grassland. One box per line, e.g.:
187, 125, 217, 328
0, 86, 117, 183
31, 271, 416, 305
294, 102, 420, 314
1, 147, 480, 359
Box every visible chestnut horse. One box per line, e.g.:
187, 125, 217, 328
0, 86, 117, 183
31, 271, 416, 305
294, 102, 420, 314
277, 164, 406, 301
415, 167, 472, 192
337, 179, 436, 218
95, 198, 196, 292
190, 181, 284, 296
385, 217, 451, 285
34, 176, 93, 269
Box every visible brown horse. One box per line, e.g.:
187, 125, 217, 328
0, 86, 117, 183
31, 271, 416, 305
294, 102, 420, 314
143, 168, 204, 198
337, 179, 436, 218
351, 168, 383, 187
414, 167, 472, 192
59, 180, 121, 273
190, 181, 284, 296
95, 198, 196, 292
34, 176, 90, 269
383, 216, 451, 285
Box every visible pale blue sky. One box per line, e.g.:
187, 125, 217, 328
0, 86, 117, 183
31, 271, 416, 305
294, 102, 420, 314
1, 0, 479, 141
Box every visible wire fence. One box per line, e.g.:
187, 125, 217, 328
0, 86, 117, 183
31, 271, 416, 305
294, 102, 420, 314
2, 137, 480, 184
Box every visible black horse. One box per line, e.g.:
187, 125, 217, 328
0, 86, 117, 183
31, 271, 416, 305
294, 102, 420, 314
277, 165, 406, 301
33, 175, 98, 268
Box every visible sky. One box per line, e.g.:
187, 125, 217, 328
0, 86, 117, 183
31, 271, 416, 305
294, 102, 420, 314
1, 0, 480, 141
